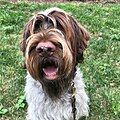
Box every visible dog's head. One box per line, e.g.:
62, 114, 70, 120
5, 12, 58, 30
20, 8, 90, 99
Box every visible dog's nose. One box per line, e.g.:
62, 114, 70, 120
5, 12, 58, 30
36, 41, 56, 54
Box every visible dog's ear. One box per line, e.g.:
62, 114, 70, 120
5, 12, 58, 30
69, 16, 90, 63
20, 19, 34, 56
20, 19, 35, 69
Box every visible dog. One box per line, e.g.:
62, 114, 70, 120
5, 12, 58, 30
20, 7, 90, 120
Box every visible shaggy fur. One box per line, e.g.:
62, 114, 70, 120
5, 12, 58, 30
20, 7, 90, 120
25, 68, 89, 120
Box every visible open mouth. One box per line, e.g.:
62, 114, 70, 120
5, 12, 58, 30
42, 59, 58, 80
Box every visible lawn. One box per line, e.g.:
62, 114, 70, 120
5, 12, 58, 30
0, 0, 120, 120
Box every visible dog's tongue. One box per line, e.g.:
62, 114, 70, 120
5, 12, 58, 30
43, 67, 58, 80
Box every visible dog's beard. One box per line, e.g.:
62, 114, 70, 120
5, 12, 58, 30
41, 59, 72, 100
42, 73, 72, 100
28, 56, 73, 100
40, 57, 72, 100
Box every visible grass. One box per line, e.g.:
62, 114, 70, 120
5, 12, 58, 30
0, 0, 120, 120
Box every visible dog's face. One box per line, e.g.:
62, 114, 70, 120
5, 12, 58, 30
20, 8, 90, 99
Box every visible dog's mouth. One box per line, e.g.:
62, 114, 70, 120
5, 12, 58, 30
42, 59, 59, 80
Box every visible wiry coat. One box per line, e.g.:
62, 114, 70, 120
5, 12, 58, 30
25, 68, 89, 120
20, 7, 90, 120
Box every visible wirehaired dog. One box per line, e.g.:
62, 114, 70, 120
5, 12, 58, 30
20, 7, 90, 120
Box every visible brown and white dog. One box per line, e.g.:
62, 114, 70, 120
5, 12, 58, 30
20, 8, 90, 120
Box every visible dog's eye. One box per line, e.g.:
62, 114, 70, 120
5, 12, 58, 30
53, 42, 62, 49
58, 43, 62, 49
29, 46, 36, 53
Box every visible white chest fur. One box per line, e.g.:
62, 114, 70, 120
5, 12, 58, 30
25, 68, 89, 120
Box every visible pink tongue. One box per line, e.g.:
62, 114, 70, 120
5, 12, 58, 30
44, 67, 57, 73
43, 67, 58, 80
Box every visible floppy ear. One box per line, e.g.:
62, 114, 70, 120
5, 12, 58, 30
20, 19, 34, 56
20, 18, 35, 69
69, 16, 90, 63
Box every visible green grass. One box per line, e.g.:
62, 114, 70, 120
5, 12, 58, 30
0, 0, 120, 120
